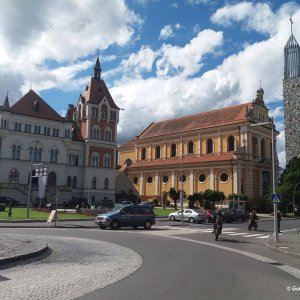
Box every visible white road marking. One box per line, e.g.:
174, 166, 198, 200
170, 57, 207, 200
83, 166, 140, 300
255, 235, 271, 239
226, 233, 249, 236
242, 234, 263, 237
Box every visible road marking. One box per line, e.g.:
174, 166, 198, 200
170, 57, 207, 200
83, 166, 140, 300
242, 234, 263, 237
254, 235, 270, 239
226, 233, 249, 236
166, 235, 300, 280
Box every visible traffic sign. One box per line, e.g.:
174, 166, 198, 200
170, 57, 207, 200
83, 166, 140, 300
272, 194, 281, 204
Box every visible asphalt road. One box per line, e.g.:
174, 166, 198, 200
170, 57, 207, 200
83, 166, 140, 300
1, 218, 300, 300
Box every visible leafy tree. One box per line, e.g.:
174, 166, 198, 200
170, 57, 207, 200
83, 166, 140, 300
277, 157, 300, 214
203, 189, 224, 209
187, 192, 203, 208
168, 188, 185, 210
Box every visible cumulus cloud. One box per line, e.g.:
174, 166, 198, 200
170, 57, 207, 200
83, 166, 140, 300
0, 0, 141, 101
159, 25, 174, 40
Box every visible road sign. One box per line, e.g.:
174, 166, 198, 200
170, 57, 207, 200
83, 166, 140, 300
272, 194, 281, 204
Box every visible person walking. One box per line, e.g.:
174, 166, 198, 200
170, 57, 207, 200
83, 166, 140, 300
277, 210, 282, 233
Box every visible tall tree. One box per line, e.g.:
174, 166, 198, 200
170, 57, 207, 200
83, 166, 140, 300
277, 157, 300, 213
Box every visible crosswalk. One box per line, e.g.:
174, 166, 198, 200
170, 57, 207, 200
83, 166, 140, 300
150, 226, 271, 240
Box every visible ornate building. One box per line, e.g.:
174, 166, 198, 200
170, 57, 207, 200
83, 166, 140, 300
119, 89, 279, 208
283, 23, 300, 163
0, 57, 120, 205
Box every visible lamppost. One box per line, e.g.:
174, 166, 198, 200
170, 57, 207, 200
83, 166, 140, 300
293, 182, 300, 217
250, 118, 278, 242
180, 136, 184, 224
27, 163, 47, 219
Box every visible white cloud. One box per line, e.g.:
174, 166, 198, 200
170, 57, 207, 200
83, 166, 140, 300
159, 25, 174, 40
0, 0, 141, 101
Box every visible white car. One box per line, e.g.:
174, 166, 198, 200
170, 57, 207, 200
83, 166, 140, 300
168, 209, 206, 223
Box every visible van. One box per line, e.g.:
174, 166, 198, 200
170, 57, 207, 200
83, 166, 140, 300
95, 204, 156, 230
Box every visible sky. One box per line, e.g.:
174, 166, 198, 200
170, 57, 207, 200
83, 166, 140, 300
1, 0, 299, 169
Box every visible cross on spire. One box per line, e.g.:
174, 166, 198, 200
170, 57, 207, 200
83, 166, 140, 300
289, 16, 293, 35
259, 80, 262, 89
6, 90, 9, 96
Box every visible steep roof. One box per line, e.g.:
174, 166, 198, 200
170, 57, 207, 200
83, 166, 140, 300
81, 77, 119, 109
10, 90, 65, 122
137, 103, 252, 140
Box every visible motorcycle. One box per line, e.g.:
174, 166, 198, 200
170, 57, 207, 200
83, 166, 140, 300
248, 220, 258, 231
214, 223, 222, 240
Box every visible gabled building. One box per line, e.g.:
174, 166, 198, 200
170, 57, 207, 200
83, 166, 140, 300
118, 88, 279, 208
0, 57, 120, 205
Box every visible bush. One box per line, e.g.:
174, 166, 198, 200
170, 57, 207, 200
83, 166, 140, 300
0, 203, 6, 211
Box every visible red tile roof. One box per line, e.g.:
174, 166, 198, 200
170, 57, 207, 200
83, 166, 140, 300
82, 77, 119, 109
128, 153, 234, 169
10, 90, 65, 122
138, 103, 252, 139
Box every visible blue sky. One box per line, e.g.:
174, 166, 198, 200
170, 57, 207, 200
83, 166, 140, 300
1, 0, 300, 169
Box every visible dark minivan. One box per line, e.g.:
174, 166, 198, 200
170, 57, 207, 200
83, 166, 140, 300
95, 204, 156, 230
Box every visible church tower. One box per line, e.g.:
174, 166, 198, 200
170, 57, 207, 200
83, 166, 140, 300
283, 18, 300, 163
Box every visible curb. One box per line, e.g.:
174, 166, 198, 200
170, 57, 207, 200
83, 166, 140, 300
265, 236, 300, 258
0, 242, 48, 266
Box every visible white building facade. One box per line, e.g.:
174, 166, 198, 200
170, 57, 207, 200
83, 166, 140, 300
0, 58, 120, 205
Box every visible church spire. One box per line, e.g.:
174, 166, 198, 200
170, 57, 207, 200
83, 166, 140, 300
284, 17, 300, 79
93, 52, 102, 79
3, 91, 10, 110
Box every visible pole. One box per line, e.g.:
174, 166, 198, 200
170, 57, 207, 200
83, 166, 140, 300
27, 163, 33, 219
271, 118, 279, 243
55, 188, 59, 227
180, 135, 184, 224
293, 182, 300, 217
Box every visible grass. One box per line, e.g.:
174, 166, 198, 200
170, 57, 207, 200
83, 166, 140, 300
0, 207, 92, 221
154, 207, 177, 217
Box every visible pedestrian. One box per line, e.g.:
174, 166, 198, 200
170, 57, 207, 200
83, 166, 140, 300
277, 210, 281, 233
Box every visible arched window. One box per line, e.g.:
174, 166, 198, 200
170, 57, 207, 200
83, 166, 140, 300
72, 176, 77, 189
92, 126, 100, 140
11, 145, 16, 159
252, 137, 258, 158
104, 128, 112, 141
67, 176, 72, 187
188, 141, 194, 154
228, 135, 235, 151
155, 145, 161, 159
91, 153, 99, 167
50, 149, 58, 163
141, 147, 146, 160
92, 107, 98, 118
48, 171, 56, 187
125, 158, 133, 166
101, 104, 108, 119
104, 155, 111, 168
171, 143, 176, 157
261, 138, 266, 159
29, 146, 42, 162
91, 176, 96, 189
104, 177, 108, 190
9, 168, 19, 183
207, 138, 213, 154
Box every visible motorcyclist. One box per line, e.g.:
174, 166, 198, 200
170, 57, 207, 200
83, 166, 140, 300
249, 209, 259, 229
212, 209, 223, 234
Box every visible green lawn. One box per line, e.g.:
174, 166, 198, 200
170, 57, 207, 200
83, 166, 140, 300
154, 208, 177, 217
0, 208, 91, 221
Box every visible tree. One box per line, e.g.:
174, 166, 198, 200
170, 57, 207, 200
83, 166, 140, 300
203, 189, 222, 209
277, 157, 300, 213
187, 192, 203, 208
168, 188, 185, 210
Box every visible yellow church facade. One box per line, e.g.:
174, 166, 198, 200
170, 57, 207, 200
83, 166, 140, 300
118, 89, 279, 208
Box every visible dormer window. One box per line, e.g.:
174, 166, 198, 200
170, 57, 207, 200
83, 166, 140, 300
33, 100, 40, 112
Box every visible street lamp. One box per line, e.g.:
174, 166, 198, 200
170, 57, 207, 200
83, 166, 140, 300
292, 182, 300, 217
250, 118, 278, 242
180, 136, 184, 224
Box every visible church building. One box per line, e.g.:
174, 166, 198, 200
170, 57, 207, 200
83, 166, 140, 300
118, 88, 279, 208
0, 57, 120, 205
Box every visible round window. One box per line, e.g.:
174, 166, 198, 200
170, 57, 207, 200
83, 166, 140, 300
220, 172, 229, 183
162, 175, 169, 183
133, 177, 138, 184
179, 174, 186, 183
147, 176, 153, 184
199, 174, 206, 183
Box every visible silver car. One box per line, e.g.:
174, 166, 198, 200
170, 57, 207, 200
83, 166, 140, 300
168, 209, 206, 223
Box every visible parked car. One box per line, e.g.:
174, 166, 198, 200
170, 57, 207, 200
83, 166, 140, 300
95, 204, 156, 230
233, 209, 250, 222
168, 209, 206, 223
0, 197, 20, 206
220, 208, 237, 223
